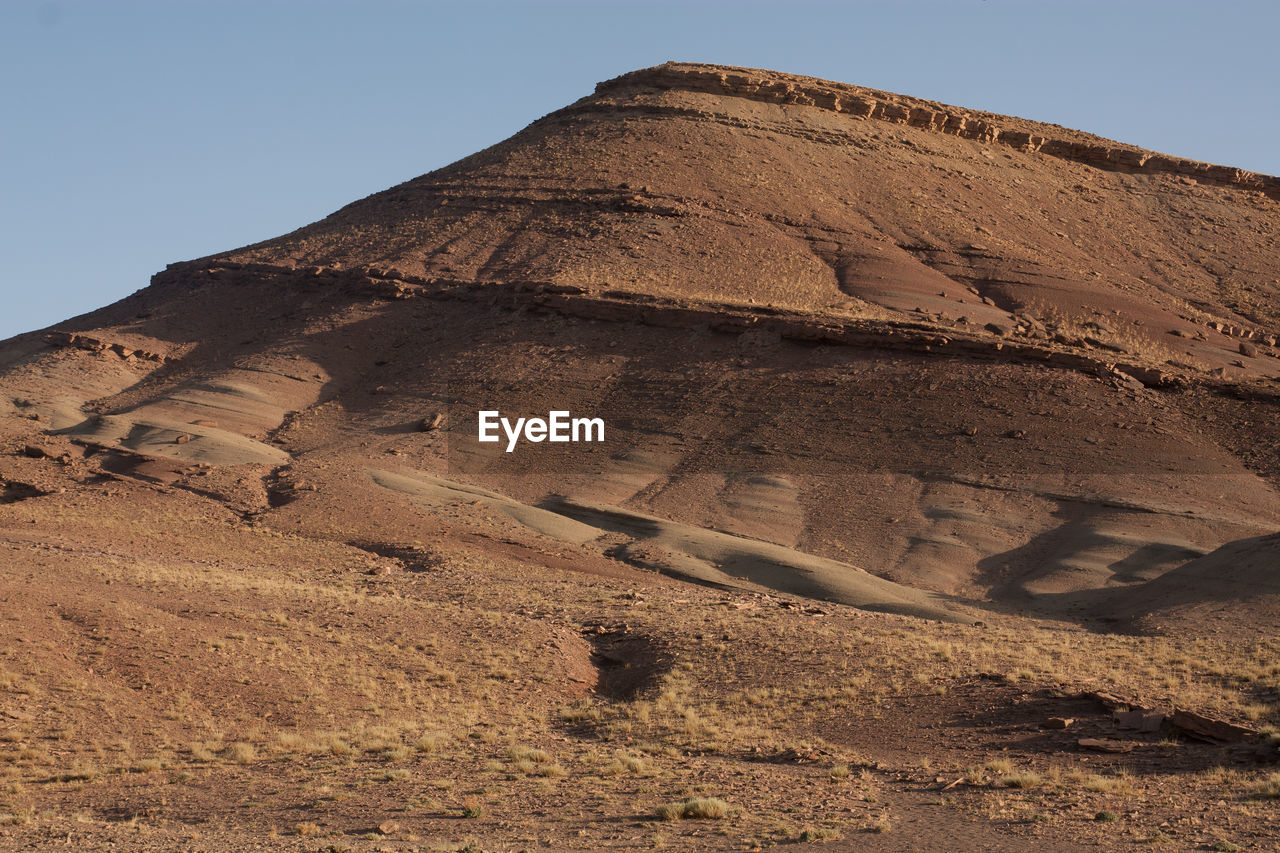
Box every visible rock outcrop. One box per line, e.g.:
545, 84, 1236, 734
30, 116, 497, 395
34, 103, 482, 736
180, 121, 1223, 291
594, 63, 1280, 200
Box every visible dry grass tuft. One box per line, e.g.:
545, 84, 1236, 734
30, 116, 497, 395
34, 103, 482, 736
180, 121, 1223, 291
1250, 772, 1280, 799
506, 745, 550, 765
865, 813, 892, 833
655, 796, 730, 821
999, 772, 1043, 789
414, 732, 450, 753
1064, 770, 1133, 794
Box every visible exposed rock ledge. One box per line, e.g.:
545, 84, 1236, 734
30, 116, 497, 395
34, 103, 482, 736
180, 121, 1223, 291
153, 260, 1193, 391
44, 331, 168, 363
595, 63, 1280, 200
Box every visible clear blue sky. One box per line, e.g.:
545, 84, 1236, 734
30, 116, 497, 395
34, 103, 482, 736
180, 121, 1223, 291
2, 0, 1277, 340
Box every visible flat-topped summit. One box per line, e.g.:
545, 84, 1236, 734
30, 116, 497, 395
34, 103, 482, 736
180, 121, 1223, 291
596, 62, 1280, 197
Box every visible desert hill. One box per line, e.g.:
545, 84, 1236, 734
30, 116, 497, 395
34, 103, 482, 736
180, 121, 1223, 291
2, 63, 1279, 850
7, 61, 1278, 618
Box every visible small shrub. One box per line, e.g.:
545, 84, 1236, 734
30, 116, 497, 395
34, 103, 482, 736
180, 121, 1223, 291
1094, 811, 1119, 823
461, 796, 484, 818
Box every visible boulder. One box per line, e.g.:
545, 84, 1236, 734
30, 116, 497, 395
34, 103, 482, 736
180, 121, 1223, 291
1078, 738, 1136, 753
984, 322, 1012, 337
1114, 709, 1165, 733
1168, 710, 1257, 744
